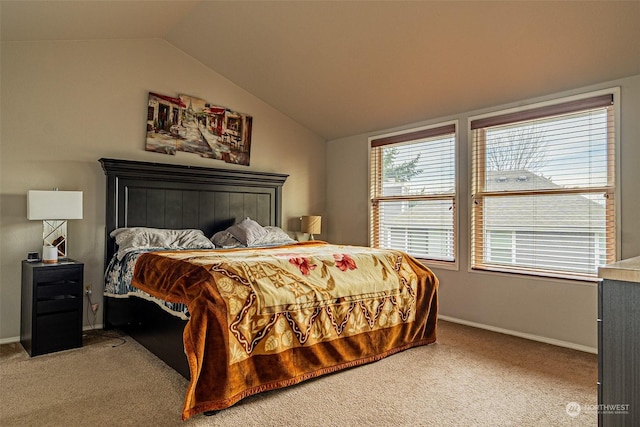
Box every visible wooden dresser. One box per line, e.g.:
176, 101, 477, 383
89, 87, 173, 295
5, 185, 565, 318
598, 256, 640, 426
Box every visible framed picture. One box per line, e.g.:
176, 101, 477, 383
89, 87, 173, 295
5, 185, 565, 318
145, 92, 253, 166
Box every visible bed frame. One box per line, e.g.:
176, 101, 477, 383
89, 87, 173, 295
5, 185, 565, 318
100, 158, 288, 378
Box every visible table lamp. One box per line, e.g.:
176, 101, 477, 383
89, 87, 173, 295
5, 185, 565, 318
301, 215, 321, 240
27, 190, 83, 263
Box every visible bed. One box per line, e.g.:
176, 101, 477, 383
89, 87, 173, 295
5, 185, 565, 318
100, 158, 439, 420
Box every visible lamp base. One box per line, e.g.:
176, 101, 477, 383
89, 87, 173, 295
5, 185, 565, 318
42, 245, 58, 264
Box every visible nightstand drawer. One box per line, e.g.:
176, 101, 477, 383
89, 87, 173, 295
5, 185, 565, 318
35, 311, 81, 354
36, 281, 81, 300
37, 294, 81, 314
35, 268, 82, 286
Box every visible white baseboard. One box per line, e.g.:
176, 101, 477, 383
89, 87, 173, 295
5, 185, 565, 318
438, 314, 598, 354
0, 336, 19, 345
0, 324, 104, 345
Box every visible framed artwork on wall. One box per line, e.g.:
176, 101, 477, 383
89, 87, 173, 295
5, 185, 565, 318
145, 92, 253, 166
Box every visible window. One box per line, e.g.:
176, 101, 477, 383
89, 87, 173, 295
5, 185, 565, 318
370, 123, 456, 263
471, 92, 616, 280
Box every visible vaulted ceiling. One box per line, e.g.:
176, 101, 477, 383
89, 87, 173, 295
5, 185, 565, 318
2, 1, 639, 140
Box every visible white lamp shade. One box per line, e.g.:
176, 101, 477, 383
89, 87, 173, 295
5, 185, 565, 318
27, 190, 83, 220
301, 216, 321, 235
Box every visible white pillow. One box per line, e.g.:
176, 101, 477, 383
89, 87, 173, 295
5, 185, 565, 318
110, 227, 214, 259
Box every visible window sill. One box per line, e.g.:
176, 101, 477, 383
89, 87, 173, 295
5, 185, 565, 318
469, 265, 599, 286
416, 258, 458, 272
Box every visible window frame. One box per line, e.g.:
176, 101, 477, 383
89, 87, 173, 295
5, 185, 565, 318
369, 121, 458, 269
469, 88, 619, 281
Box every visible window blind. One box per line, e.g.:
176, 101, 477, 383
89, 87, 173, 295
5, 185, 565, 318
471, 93, 615, 279
370, 124, 456, 262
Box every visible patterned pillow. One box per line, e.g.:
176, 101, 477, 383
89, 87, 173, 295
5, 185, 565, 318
210, 230, 244, 248
249, 226, 296, 247
226, 218, 268, 246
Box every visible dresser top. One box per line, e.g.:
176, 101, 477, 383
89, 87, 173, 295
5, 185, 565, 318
598, 256, 640, 283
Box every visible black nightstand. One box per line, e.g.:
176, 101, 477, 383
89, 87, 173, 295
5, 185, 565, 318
20, 259, 84, 356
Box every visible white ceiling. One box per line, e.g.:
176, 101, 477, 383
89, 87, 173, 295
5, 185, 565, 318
2, 1, 639, 140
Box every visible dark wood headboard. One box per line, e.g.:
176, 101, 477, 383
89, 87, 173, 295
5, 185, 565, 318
100, 158, 288, 267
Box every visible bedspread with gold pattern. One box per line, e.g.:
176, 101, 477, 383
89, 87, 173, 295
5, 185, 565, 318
132, 241, 438, 420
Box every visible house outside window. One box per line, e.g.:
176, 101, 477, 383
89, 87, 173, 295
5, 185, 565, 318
370, 123, 456, 263
471, 91, 617, 280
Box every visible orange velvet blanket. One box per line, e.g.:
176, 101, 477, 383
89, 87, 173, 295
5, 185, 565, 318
132, 241, 438, 420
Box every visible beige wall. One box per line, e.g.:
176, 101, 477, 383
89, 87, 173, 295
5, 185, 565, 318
0, 39, 326, 340
2, 38, 637, 352
327, 75, 640, 351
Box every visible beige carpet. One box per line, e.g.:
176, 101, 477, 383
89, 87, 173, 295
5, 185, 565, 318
0, 320, 597, 426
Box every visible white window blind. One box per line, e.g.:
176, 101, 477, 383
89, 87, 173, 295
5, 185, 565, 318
471, 93, 616, 280
370, 124, 456, 262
